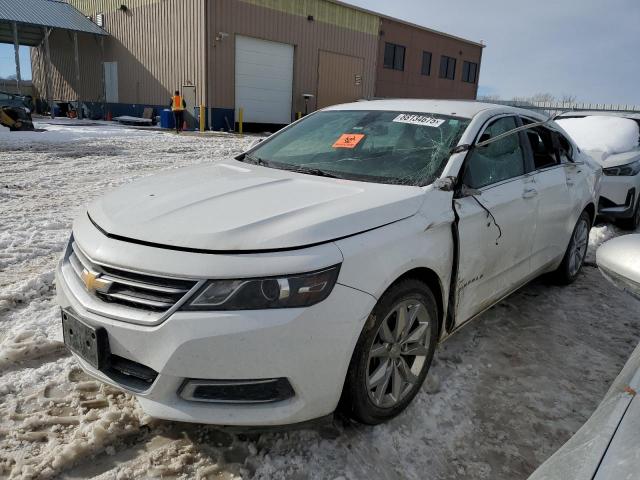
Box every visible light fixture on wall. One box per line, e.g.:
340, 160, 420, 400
119, 4, 128, 12
307, 15, 314, 21
215, 32, 229, 41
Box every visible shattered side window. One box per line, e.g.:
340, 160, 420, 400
248, 110, 471, 186
463, 116, 526, 188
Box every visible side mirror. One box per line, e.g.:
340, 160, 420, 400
596, 235, 640, 300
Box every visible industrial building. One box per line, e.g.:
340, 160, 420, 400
28, 0, 484, 129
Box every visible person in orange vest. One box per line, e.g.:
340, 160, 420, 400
169, 90, 186, 133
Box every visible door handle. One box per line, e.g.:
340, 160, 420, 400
522, 188, 538, 199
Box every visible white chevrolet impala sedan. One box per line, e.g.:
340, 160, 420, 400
57, 100, 600, 426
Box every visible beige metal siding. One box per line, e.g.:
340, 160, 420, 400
208, 0, 379, 117
375, 18, 483, 100
317, 51, 364, 109
32, 0, 206, 105
31, 30, 103, 101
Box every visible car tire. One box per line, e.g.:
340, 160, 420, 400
340, 279, 439, 425
617, 200, 640, 231
552, 210, 591, 285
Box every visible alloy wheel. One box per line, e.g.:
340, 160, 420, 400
365, 299, 431, 408
568, 218, 589, 277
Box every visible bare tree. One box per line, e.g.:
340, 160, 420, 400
529, 93, 556, 103
559, 93, 577, 104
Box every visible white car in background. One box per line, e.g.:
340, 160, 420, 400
57, 100, 599, 426
557, 113, 640, 229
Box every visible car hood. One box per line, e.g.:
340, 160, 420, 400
87, 160, 425, 251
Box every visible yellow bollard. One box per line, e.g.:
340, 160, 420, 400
296, 112, 302, 120
238, 108, 244, 134
199, 104, 205, 132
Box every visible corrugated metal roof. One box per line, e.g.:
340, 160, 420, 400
0, 0, 107, 35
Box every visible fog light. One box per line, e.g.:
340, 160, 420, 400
179, 378, 294, 404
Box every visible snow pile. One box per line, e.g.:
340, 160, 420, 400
0, 120, 151, 145
0, 366, 148, 479
0, 329, 64, 370
557, 116, 639, 154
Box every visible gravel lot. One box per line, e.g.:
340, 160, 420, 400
1, 119, 639, 479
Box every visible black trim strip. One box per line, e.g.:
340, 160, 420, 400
87, 213, 409, 255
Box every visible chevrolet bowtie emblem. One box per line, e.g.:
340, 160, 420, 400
81, 268, 112, 294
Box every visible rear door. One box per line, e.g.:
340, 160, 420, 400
454, 115, 538, 324
520, 119, 575, 272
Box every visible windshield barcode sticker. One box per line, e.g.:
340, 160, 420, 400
393, 114, 445, 128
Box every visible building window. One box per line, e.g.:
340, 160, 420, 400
384, 43, 406, 71
421, 51, 432, 76
462, 61, 478, 83
439, 55, 456, 80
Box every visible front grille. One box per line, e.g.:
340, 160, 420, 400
68, 241, 197, 312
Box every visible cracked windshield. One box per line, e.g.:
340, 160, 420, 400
246, 110, 470, 185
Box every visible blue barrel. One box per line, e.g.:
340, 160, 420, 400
160, 109, 175, 129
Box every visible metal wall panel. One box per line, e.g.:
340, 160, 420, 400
32, 0, 206, 106
208, 0, 379, 118
239, 0, 379, 35
31, 30, 103, 101
375, 18, 483, 100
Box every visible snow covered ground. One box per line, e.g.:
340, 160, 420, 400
1, 119, 639, 479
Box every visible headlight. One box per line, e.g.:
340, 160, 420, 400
603, 160, 640, 176
182, 265, 341, 310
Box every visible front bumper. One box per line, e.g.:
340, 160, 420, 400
598, 175, 639, 219
57, 264, 375, 425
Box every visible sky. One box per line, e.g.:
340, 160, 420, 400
1, 1, 639, 103
346, 0, 640, 105
0, 45, 31, 80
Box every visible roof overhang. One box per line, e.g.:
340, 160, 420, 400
0, 0, 107, 46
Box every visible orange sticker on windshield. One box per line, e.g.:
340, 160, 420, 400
333, 133, 365, 149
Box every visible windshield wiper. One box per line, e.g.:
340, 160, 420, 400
242, 153, 270, 167
279, 165, 342, 179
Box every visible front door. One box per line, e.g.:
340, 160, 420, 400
453, 115, 538, 325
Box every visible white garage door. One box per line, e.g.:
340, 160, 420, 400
235, 35, 294, 124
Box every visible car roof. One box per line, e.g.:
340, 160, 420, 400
557, 110, 640, 120
323, 99, 545, 120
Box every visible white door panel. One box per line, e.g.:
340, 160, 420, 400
235, 35, 294, 124
454, 178, 536, 323
530, 167, 574, 270
454, 115, 536, 325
